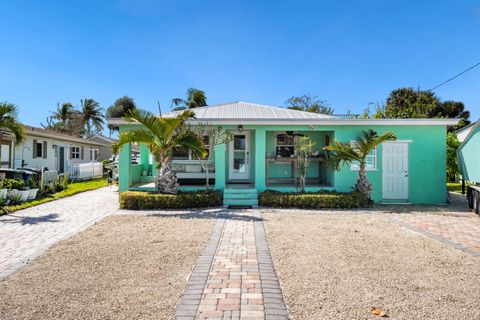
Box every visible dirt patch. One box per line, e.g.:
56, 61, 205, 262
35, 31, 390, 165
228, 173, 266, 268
262, 211, 480, 320
0, 215, 215, 320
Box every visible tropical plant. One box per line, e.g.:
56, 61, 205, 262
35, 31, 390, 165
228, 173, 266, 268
285, 94, 334, 115
295, 136, 315, 192
80, 98, 105, 138
324, 130, 397, 199
43, 102, 75, 133
0, 102, 25, 144
193, 123, 233, 188
112, 109, 206, 194
171, 88, 207, 111
446, 132, 461, 182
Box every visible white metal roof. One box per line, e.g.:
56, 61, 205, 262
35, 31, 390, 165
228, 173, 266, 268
161, 101, 335, 120
455, 121, 477, 142
108, 101, 460, 126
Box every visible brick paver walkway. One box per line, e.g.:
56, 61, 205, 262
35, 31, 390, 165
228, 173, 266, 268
0, 187, 118, 278
175, 210, 288, 320
388, 192, 480, 257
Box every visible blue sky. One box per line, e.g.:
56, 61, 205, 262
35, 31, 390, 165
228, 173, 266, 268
1, 0, 479, 130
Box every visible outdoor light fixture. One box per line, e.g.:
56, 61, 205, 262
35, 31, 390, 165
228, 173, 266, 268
238, 125, 243, 132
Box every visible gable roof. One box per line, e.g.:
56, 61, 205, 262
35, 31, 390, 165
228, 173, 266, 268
455, 121, 477, 143
24, 126, 104, 146
162, 101, 335, 120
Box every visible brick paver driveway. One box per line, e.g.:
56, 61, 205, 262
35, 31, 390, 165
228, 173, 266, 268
387, 192, 480, 257
0, 187, 118, 278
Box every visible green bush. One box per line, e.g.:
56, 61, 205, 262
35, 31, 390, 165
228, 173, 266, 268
2, 179, 25, 190
259, 190, 370, 209
120, 190, 223, 210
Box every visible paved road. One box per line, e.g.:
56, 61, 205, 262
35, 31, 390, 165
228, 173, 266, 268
0, 187, 119, 279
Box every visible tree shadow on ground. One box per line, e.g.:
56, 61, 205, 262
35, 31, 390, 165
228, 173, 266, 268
148, 209, 264, 221
0, 213, 60, 225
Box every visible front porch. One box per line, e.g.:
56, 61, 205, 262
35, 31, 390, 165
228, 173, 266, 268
119, 126, 337, 205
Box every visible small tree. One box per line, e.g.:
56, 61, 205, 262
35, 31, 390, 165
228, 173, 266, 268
112, 109, 206, 194
295, 136, 315, 192
325, 130, 396, 199
285, 94, 334, 115
446, 132, 461, 182
193, 123, 233, 188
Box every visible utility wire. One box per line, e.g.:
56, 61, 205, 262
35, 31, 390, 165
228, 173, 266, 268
429, 61, 480, 91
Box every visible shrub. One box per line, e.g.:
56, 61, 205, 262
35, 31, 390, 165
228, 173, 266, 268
120, 190, 223, 210
259, 190, 370, 209
3, 179, 25, 190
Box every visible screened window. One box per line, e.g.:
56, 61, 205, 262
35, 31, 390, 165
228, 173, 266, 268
36, 142, 43, 158
275, 133, 295, 157
350, 141, 377, 170
172, 136, 210, 160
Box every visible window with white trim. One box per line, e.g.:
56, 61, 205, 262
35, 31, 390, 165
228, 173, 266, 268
71, 146, 80, 159
350, 141, 377, 170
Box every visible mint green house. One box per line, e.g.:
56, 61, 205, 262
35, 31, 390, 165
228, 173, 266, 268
111, 102, 457, 206
456, 120, 480, 183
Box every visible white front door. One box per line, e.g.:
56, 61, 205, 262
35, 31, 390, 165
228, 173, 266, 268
382, 142, 409, 200
229, 132, 250, 180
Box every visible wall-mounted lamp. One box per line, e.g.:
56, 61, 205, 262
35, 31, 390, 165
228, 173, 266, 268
52, 144, 57, 149
238, 125, 243, 132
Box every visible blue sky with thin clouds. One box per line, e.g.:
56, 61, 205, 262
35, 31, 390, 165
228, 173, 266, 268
1, 0, 479, 129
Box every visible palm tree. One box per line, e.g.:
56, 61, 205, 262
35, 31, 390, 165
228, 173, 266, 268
171, 88, 207, 111
324, 130, 396, 199
48, 102, 74, 133
112, 109, 206, 194
0, 102, 25, 145
80, 99, 104, 138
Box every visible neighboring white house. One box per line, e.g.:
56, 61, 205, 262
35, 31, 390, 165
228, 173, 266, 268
14, 126, 104, 174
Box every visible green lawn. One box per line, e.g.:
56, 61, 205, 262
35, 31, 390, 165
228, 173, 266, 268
447, 182, 471, 193
3, 179, 109, 213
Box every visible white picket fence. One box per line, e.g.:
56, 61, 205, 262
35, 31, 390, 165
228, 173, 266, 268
68, 162, 103, 181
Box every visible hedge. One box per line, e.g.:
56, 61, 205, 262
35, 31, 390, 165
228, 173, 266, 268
119, 190, 223, 210
259, 190, 370, 209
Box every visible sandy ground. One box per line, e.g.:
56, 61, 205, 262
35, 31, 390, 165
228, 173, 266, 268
0, 215, 215, 320
262, 211, 480, 320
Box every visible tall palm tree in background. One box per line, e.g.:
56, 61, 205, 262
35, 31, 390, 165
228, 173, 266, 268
171, 87, 207, 111
324, 130, 396, 199
45, 102, 74, 133
112, 109, 206, 194
80, 98, 104, 139
0, 102, 25, 144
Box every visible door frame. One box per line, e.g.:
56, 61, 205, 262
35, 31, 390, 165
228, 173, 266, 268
382, 140, 411, 200
57, 146, 66, 173
228, 130, 251, 180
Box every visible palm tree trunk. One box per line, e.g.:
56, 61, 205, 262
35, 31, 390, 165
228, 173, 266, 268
355, 164, 373, 199
155, 157, 178, 194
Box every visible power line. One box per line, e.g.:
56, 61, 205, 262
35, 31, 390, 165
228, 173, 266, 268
429, 61, 480, 91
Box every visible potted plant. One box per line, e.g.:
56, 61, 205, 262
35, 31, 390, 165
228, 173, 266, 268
27, 177, 40, 200
5, 179, 20, 200
0, 180, 7, 199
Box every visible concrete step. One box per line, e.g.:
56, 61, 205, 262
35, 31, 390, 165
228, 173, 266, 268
224, 199, 259, 206
224, 193, 258, 200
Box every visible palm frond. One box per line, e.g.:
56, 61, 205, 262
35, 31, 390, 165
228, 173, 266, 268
112, 129, 155, 154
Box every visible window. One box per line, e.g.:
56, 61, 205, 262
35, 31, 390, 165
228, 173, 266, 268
36, 142, 43, 158
350, 141, 377, 170
172, 135, 210, 160
275, 133, 296, 157
71, 146, 80, 159
90, 148, 99, 161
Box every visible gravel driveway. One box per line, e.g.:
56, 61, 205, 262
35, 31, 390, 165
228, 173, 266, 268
262, 210, 480, 320
0, 213, 215, 320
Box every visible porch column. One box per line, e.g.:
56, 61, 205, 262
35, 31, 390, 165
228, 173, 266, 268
140, 143, 149, 172
118, 143, 131, 192
214, 143, 226, 190
255, 128, 266, 191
